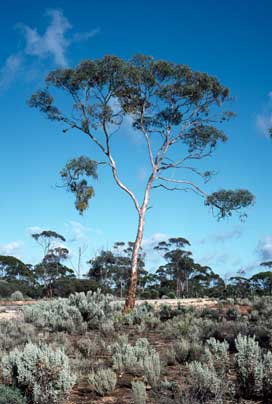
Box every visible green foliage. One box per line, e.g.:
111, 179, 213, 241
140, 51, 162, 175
29, 54, 254, 227
205, 189, 255, 220
131, 380, 147, 404
2, 342, 75, 404
60, 156, 98, 214
0, 385, 27, 404
88, 368, 117, 396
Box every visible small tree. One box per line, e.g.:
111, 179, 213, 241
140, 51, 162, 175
29, 55, 254, 311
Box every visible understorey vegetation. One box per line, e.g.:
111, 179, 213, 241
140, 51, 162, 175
0, 293, 272, 402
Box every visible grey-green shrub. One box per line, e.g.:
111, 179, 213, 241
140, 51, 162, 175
110, 337, 160, 387
188, 361, 225, 401
23, 299, 83, 332
262, 350, 272, 398
77, 335, 99, 357
10, 291, 24, 301
88, 368, 117, 396
24, 290, 120, 333
0, 385, 26, 404
235, 334, 263, 396
204, 338, 229, 376
132, 380, 147, 404
2, 342, 75, 404
174, 338, 202, 364
68, 289, 117, 328
0, 320, 35, 351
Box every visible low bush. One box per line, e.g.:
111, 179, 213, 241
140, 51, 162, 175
88, 368, 117, 396
204, 338, 229, 376
10, 291, 24, 301
111, 337, 161, 386
132, 380, 147, 404
2, 342, 75, 404
188, 361, 227, 402
235, 334, 263, 397
0, 320, 35, 352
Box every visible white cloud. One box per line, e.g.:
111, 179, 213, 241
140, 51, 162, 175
0, 9, 99, 92
257, 235, 272, 261
27, 226, 43, 235
67, 221, 102, 242
0, 241, 23, 257
0, 53, 23, 93
142, 233, 168, 251
22, 9, 71, 66
72, 28, 100, 43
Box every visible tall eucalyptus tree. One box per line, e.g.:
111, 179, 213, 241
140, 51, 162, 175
29, 55, 254, 310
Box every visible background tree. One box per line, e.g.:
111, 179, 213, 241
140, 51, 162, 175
29, 55, 255, 310
86, 241, 147, 297
32, 230, 73, 296
190, 265, 225, 297
0, 256, 34, 284
154, 237, 194, 297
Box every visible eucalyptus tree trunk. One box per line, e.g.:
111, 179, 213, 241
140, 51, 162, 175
123, 213, 145, 311
124, 172, 156, 312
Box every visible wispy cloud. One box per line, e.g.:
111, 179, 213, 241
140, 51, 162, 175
0, 53, 23, 93
199, 227, 243, 245
66, 220, 102, 242
27, 226, 43, 235
0, 9, 99, 92
21, 9, 71, 66
257, 235, 272, 261
0, 241, 23, 257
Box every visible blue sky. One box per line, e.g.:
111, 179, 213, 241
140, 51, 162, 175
0, 0, 271, 278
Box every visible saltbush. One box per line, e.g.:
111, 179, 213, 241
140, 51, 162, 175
111, 337, 160, 385
88, 368, 117, 396
132, 380, 147, 404
2, 342, 75, 404
204, 338, 229, 376
235, 334, 263, 397
0, 320, 35, 351
10, 291, 24, 301
188, 361, 226, 401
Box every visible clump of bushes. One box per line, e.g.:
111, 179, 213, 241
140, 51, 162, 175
23, 290, 119, 333
2, 342, 75, 404
188, 338, 232, 402
0, 320, 35, 351
88, 368, 117, 396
